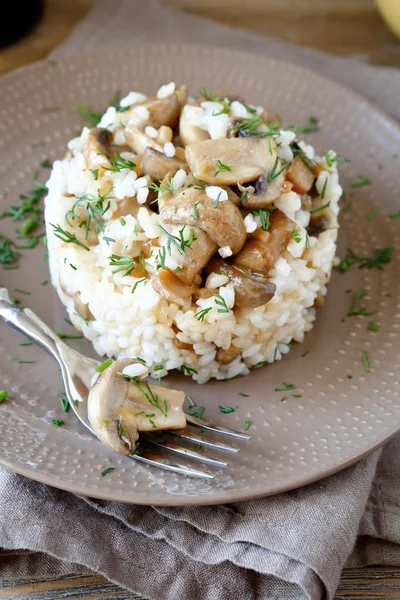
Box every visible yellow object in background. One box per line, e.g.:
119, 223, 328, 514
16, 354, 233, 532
376, 0, 400, 39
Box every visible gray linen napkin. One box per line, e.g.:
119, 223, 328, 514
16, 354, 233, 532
1, 2, 400, 598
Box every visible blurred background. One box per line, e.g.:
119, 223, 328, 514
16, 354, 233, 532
0, 0, 399, 76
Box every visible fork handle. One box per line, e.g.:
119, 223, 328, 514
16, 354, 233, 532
0, 286, 61, 359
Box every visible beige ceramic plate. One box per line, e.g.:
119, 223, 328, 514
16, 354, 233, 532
0, 44, 399, 506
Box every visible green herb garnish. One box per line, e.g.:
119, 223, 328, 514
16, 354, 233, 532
60, 395, 69, 412
367, 208, 378, 221
291, 230, 301, 243
180, 365, 198, 375
188, 406, 205, 419
213, 293, 229, 313
219, 405, 235, 414
195, 306, 212, 322
0, 390, 8, 403
158, 225, 196, 256
275, 382, 295, 392
243, 419, 253, 430
252, 208, 274, 231
267, 156, 285, 183
95, 358, 114, 372
73, 104, 102, 127
367, 321, 380, 332
347, 290, 374, 317
131, 277, 147, 294
51, 223, 90, 251
52, 419, 64, 427
339, 245, 395, 272
108, 254, 136, 276
100, 467, 115, 477
214, 159, 232, 177
350, 176, 371, 188
361, 350, 371, 373
309, 201, 331, 214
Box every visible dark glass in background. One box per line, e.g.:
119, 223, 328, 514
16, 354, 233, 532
0, 0, 45, 49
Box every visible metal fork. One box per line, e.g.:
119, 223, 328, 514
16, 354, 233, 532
0, 287, 251, 479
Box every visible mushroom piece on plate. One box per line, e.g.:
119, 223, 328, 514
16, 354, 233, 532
88, 358, 186, 455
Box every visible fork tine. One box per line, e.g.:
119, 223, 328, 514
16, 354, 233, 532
130, 451, 215, 479
185, 414, 252, 441
142, 433, 229, 467
168, 429, 240, 454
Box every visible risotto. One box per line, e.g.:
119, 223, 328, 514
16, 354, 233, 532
45, 83, 342, 384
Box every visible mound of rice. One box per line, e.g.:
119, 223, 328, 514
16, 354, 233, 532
45, 83, 341, 383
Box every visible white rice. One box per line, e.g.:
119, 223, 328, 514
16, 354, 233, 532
45, 86, 341, 383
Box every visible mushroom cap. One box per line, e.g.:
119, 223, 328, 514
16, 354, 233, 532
233, 209, 298, 274
159, 186, 246, 255
88, 358, 187, 455
205, 256, 276, 308
142, 147, 188, 181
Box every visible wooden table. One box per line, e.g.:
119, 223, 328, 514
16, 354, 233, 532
1, 0, 400, 598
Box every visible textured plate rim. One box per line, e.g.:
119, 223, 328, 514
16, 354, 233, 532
0, 43, 399, 505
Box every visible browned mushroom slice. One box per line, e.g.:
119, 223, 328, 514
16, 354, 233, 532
82, 128, 113, 174
159, 186, 246, 255
233, 210, 297, 274
111, 197, 141, 220
125, 125, 164, 155
142, 147, 188, 181
185, 137, 282, 189
262, 107, 281, 124
82, 128, 134, 174
173, 228, 217, 286
179, 106, 210, 147
88, 358, 186, 455
216, 345, 241, 365
205, 257, 276, 309
239, 173, 285, 209
151, 269, 198, 304
175, 84, 189, 109
286, 155, 316, 195
307, 213, 331, 237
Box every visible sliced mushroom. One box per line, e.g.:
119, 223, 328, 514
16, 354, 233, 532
205, 256, 276, 308
174, 84, 189, 109
185, 137, 283, 192
111, 196, 141, 220
159, 186, 246, 255
179, 105, 210, 147
151, 269, 198, 304
233, 209, 297, 274
307, 213, 331, 237
74, 293, 94, 322
88, 358, 186, 455
142, 147, 188, 181
82, 128, 133, 176
125, 125, 164, 155
173, 227, 217, 286
262, 107, 281, 124
216, 345, 241, 365
286, 155, 316, 195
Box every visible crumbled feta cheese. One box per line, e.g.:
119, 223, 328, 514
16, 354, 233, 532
218, 246, 233, 258
122, 363, 149, 378
206, 186, 228, 202
145, 125, 158, 139
244, 213, 258, 233
120, 91, 147, 108
163, 142, 176, 158
172, 169, 187, 192
157, 82, 176, 99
